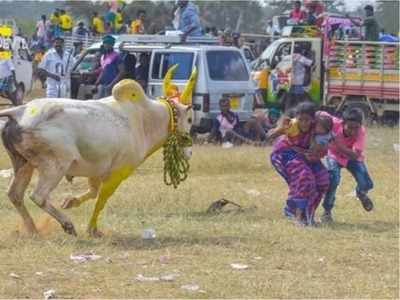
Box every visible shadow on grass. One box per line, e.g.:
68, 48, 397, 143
327, 220, 399, 234
103, 234, 252, 250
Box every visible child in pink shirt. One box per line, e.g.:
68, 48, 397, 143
320, 108, 374, 223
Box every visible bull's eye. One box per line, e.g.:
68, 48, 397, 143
132, 93, 136, 98
188, 117, 192, 124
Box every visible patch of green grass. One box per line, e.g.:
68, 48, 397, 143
0, 115, 398, 298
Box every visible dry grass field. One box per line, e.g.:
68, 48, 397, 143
0, 87, 398, 298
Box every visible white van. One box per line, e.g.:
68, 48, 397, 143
69, 35, 256, 133
0, 21, 32, 105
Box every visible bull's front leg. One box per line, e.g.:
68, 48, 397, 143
87, 165, 134, 238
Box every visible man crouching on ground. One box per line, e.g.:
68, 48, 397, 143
320, 107, 374, 223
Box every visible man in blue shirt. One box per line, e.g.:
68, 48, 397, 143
176, 0, 203, 41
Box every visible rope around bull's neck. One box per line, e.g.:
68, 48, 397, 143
160, 98, 192, 189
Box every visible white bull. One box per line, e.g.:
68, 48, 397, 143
0, 79, 193, 237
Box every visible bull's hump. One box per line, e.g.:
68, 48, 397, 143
21, 99, 130, 130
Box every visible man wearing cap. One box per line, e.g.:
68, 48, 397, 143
38, 37, 74, 98
93, 35, 126, 98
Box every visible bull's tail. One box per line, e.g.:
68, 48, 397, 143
0, 106, 27, 172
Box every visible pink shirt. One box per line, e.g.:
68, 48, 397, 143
320, 112, 365, 167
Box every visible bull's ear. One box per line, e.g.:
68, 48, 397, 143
186, 104, 192, 111
180, 67, 197, 105
162, 64, 179, 97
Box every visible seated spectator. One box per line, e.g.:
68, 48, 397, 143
306, 5, 317, 25
243, 107, 281, 141
289, 1, 306, 25
208, 97, 241, 145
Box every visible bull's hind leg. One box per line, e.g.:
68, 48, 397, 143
61, 177, 101, 209
30, 159, 77, 236
87, 166, 134, 238
8, 163, 36, 234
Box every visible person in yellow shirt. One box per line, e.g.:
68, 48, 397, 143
91, 12, 105, 35
50, 9, 60, 26
114, 8, 124, 33
130, 10, 146, 34
59, 9, 73, 33
50, 9, 61, 37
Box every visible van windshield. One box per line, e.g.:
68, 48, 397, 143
207, 50, 249, 81
151, 52, 194, 80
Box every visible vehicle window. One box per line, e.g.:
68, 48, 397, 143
74, 51, 100, 72
271, 42, 291, 68
294, 41, 313, 61
243, 48, 253, 61
151, 52, 194, 80
261, 40, 279, 60
207, 50, 249, 81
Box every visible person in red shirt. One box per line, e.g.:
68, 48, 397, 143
320, 108, 374, 223
289, 1, 306, 25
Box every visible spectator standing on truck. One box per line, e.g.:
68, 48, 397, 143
130, 10, 146, 34
92, 12, 105, 35
38, 37, 74, 98
59, 9, 73, 33
306, 4, 317, 26
362, 5, 380, 41
349, 5, 380, 41
50, 9, 61, 37
320, 108, 374, 223
175, 0, 203, 40
114, 8, 124, 33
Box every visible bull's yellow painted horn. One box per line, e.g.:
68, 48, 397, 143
162, 64, 179, 98
180, 67, 197, 105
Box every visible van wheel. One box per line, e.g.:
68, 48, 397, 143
11, 84, 24, 106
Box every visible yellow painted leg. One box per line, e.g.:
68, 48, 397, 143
87, 166, 134, 237
62, 177, 101, 209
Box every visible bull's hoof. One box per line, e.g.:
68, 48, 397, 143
62, 222, 77, 236
87, 227, 104, 238
61, 197, 78, 209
